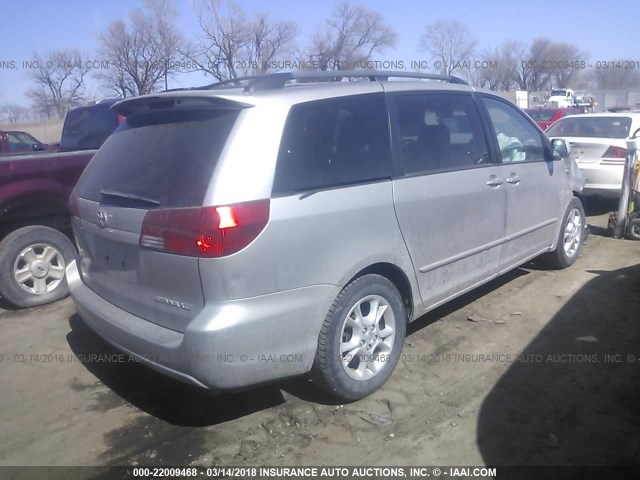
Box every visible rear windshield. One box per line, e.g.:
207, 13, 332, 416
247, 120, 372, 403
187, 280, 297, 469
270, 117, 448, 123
524, 109, 555, 122
75, 109, 239, 208
61, 107, 119, 151
546, 116, 632, 138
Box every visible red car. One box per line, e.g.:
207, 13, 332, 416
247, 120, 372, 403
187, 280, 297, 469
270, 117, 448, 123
0, 130, 59, 155
524, 107, 583, 131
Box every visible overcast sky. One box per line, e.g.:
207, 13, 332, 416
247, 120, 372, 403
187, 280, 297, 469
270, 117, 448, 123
1, 0, 638, 106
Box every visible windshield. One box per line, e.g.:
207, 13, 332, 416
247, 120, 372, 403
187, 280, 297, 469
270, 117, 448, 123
550, 90, 567, 96
546, 116, 633, 138
75, 108, 239, 209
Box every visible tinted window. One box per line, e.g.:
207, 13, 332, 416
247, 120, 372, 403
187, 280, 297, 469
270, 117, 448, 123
7, 132, 32, 151
76, 109, 239, 208
483, 97, 545, 163
393, 93, 491, 175
546, 116, 632, 139
524, 109, 556, 122
61, 107, 118, 151
272, 93, 391, 194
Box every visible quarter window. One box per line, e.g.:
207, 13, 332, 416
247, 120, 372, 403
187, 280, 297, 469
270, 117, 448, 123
483, 97, 545, 163
273, 94, 391, 195
392, 93, 491, 175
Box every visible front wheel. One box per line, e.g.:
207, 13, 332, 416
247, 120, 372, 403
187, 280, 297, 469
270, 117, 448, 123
542, 197, 585, 269
0, 226, 76, 308
311, 274, 407, 401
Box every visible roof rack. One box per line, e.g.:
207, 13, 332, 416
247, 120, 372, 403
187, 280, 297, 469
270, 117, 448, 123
196, 70, 468, 94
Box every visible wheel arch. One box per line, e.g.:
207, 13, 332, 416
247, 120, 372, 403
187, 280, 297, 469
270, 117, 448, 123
343, 262, 415, 323
0, 193, 71, 240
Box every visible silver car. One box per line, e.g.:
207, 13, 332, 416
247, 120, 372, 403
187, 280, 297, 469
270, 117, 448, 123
546, 112, 640, 197
67, 71, 584, 401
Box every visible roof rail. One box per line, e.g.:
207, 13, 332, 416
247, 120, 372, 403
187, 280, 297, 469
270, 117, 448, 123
197, 70, 468, 94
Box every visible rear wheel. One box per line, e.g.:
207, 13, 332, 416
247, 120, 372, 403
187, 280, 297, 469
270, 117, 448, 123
0, 226, 76, 308
542, 197, 585, 269
311, 274, 406, 401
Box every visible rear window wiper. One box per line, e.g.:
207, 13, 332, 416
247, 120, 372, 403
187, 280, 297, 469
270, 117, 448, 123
100, 189, 160, 206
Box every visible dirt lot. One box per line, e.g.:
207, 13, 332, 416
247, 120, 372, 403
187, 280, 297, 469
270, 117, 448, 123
1, 202, 639, 472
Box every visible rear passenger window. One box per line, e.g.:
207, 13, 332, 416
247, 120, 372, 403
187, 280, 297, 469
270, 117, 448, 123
272, 94, 391, 195
392, 93, 491, 176
483, 97, 545, 163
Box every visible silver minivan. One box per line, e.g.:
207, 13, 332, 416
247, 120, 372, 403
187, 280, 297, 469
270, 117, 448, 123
67, 71, 584, 401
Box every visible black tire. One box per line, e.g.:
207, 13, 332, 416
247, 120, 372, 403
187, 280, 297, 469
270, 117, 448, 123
542, 197, 585, 269
311, 274, 407, 401
0, 226, 76, 308
627, 218, 640, 241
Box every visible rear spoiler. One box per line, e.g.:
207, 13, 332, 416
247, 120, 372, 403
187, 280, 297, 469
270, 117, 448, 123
111, 95, 253, 117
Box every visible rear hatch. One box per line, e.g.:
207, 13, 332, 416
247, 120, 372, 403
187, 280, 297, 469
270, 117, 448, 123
72, 95, 246, 332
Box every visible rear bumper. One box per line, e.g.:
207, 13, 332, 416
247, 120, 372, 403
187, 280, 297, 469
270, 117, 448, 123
577, 162, 623, 195
66, 259, 339, 390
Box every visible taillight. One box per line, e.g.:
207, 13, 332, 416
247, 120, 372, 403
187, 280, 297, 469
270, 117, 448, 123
69, 190, 80, 218
602, 146, 627, 158
140, 199, 270, 258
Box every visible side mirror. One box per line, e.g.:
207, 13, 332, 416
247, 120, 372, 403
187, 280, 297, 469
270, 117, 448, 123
32, 143, 45, 151
552, 138, 571, 159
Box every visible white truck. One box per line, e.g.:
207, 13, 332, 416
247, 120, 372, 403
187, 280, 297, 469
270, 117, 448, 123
546, 89, 595, 112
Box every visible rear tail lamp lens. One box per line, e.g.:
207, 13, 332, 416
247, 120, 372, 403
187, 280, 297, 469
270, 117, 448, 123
140, 199, 270, 258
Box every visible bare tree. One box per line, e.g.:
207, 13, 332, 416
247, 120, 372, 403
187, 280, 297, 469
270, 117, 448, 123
191, 0, 297, 80
465, 38, 589, 93
418, 19, 476, 75
148, 0, 190, 90
1, 104, 30, 124
249, 12, 298, 75
468, 40, 523, 91
513, 37, 551, 91
512, 38, 586, 91
26, 50, 89, 119
99, 0, 188, 97
591, 63, 640, 90
192, 0, 250, 80
304, 0, 397, 71
547, 42, 587, 88
497, 40, 526, 91
466, 47, 502, 90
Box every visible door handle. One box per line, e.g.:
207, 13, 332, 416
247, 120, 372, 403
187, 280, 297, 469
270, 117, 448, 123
506, 174, 520, 184
486, 176, 504, 187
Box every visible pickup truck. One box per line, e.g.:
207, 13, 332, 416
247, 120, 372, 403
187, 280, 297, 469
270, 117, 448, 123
0, 99, 123, 308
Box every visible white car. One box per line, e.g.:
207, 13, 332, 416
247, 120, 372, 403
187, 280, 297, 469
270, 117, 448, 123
546, 113, 640, 197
